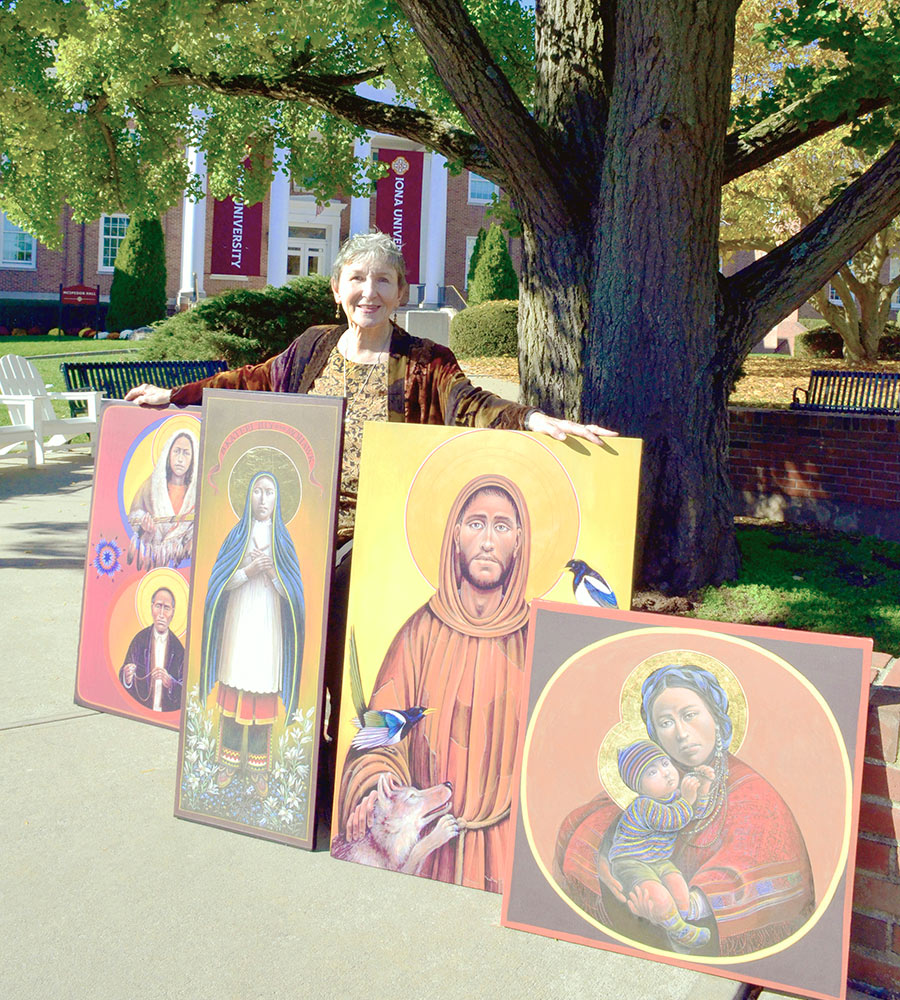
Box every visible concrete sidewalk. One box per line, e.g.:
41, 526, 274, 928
0, 448, 850, 1000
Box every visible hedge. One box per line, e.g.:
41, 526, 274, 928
139, 275, 336, 365
450, 299, 518, 357
794, 322, 900, 360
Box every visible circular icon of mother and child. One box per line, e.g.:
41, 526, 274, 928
529, 643, 850, 961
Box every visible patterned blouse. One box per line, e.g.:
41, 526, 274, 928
308, 345, 389, 545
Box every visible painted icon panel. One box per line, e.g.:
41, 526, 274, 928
174, 389, 344, 849
330, 423, 642, 891
501, 603, 871, 1000
75, 400, 201, 729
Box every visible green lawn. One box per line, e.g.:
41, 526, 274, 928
0, 335, 139, 424
689, 523, 900, 655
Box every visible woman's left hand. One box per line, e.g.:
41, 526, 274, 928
525, 410, 618, 444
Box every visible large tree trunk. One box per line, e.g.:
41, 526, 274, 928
521, 0, 743, 589
390, 0, 900, 592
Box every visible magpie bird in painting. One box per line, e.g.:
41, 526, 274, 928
348, 627, 433, 751
565, 559, 618, 609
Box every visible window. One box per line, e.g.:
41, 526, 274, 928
1, 213, 36, 268
468, 172, 498, 205
286, 226, 328, 278
828, 283, 844, 306
99, 214, 129, 271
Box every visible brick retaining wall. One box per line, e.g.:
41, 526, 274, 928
728, 408, 900, 996
850, 665, 900, 996
729, 408, 900, 543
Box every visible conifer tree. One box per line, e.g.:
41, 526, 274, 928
467, 224, 518, 306
466, 227, 486, 290
105, 218, 168, 331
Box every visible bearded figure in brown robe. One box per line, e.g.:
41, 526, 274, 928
337, 473, 531, 892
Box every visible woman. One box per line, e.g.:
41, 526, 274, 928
127, 429, 198, 570
554, 664, 814, 957
199, 471, 305, 798
126, 230, 613, 548
127, 231, 614, 800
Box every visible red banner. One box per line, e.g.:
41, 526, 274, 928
374, 149, 424, 284
210, 197, 263, 276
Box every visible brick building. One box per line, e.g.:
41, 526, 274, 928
0, 129, 521, 327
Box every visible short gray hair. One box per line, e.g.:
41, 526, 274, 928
331, 231, 407, 288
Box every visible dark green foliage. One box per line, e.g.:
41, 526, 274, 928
794, 322, 900, 360
877, 324, 900, 359
105, 219, 167, 332
450, 299, 518, 357
793, 326, 846, 359
467, 224, 518, 306
139, 275, 336, 365
466, 227, 486, 288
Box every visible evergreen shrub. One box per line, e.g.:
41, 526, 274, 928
140, 275, 336, 365
105, 218, 168, 332
794, 322, 900, 360
467, 224, 518, 306
466, 228, 486, 289
793, 326, 844, 359
450, 300, 518, 358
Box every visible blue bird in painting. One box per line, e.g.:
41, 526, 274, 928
347, 627, 433, 751
565, 559, 618, 609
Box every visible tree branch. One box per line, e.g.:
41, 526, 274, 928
394, 0, 570, 231
724, 93, 891, 183
726, 141, 900, 353
88, 97, 124, 210
161, 65, 498, 179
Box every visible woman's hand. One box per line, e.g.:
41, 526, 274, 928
125, 383, 173, 407
525, 410, 617, 445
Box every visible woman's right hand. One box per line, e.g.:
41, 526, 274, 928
125, 383, 172, 407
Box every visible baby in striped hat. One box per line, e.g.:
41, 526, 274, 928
606, 739, 715, 950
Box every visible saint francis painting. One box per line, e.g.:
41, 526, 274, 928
331, 423, 642, 891
174, 389, 343, 849
75, 401, 200, 729
501, 604, 871, 1000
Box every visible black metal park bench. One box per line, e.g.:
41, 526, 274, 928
791, 369, 900, 415
60, 359, 227, 413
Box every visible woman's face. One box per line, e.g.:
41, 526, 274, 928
332, 255, 406, 335
167, 435, 193, 481
649, 685, 718, 767
250, 476, 277, 522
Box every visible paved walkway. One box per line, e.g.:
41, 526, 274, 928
0, 447, 864, 1000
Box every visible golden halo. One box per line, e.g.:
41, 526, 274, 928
149, 414, 201, 468
404, 430, 580, 599
597, 649, 748, 811
134, 569, 189, 638
227, 447, 302, 524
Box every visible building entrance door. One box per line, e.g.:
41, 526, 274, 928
287, 226, 328, 277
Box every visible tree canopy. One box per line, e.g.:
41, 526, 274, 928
4, 0, 900, 589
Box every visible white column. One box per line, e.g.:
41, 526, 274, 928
266, 148, 290, 287
422, 152, 447, 307
349, 136, 372, 236
178, 145, 207, 306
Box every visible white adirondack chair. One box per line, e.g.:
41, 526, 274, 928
0, 354, 101, 466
